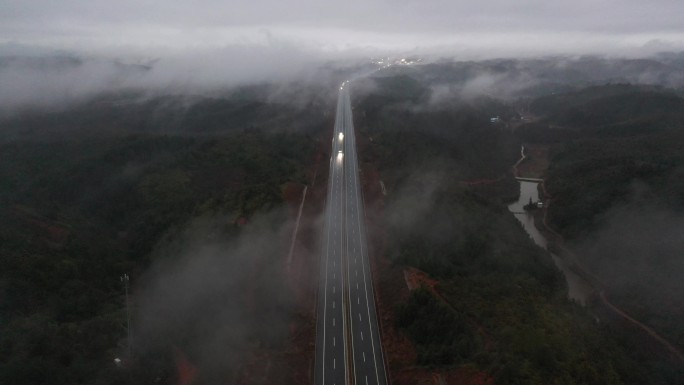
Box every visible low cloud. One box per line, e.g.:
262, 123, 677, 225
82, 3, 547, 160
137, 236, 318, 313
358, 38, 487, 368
130, 211, 294, 382
0, 42, 333, 114
0, 55, 135, 111
3, 42, 684, 118
574, 182, 684, 322
382, 167, 469, 249
385, 169, 444, 233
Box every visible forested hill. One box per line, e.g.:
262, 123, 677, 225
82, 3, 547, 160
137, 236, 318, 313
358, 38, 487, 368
530, 84, 684, 132
0, 89, 327, 384
352, 74, 656, 385
517, 83, 684, 382
518, 84, 684, 235
1, 84, 332, 140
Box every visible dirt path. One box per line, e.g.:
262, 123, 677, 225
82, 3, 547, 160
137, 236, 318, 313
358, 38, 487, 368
512, 145, 525, 178
600, 291, 684, 363
287, 186, 308, 268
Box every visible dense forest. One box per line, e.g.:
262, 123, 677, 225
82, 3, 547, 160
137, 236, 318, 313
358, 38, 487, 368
2, 55, 684, 384
0, 89, 325, 384
355, 73, 682, 384
517, 83, 684, 381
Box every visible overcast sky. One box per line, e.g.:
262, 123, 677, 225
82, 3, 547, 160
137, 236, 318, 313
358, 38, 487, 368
2, 0, 684, 57
1, 1, 684, 112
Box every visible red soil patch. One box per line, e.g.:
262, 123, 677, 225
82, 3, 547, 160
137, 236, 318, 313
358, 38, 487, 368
236, 351, 272, 385
355, 114, 497, 384
173, 348, 198, 385
356, 131, 421, 379
282, 182, 304, 205
391, 367, 437, 385
403, 266, 496, 353
442, 366, 494, 385
375, 260, 418, 371
390, 366, 493, 385
233, 116, 335, 385
403, 267, 439, 292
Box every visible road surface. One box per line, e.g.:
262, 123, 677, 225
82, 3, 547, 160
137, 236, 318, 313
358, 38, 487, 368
314, 83, 388, 385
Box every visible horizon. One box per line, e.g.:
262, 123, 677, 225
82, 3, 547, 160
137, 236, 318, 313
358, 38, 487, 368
2, 0, 684, 58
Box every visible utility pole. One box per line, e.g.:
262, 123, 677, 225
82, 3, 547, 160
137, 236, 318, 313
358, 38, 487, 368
120, 274, 131, 356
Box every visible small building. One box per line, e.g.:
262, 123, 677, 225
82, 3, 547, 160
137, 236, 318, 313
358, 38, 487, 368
524, 198, 545, 211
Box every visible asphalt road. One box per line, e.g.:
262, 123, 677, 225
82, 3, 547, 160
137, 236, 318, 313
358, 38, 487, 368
315, 84, 388, 385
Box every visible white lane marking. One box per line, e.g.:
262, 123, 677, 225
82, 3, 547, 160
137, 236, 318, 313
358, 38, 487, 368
356, 283, 359, 290
325, 91, 380, 385
357, 296, 360, 304
356, 270, 358, 277
333, 286, 336, 294
334, 358, 336, 369
333, 301, 335, 309
319, 164, 335, 385
361, 331, 364, 341
333, 337, 336, 346
363, 351, 366, 362
353, 160, 384, 385
359, 313, 362, 322
343, 142, 357, 385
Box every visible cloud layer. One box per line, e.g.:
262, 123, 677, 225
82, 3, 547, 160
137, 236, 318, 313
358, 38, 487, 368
131, 212, 294, 383
2, 0, 684, 54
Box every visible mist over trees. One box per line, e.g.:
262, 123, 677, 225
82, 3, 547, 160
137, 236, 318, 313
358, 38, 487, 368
0, 86, 326, 384
2, 52, 684, 384
353, 72, 658, 384
517, 82, 684, 379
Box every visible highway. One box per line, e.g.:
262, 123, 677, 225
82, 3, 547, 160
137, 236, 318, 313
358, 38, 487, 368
314, 83, 388, 385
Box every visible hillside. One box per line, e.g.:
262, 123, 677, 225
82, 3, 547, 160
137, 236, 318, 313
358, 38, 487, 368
0, 89, 327, 384
518, 83, 684, 382
353, 73, 656, 384
2, 58, 684, 384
